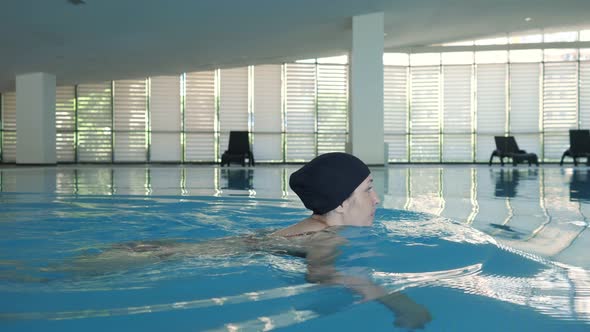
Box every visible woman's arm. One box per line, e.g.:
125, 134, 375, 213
305, 231, 431, 329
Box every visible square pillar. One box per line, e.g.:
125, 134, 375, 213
349, 12, 385, 165
16, 72, 56, 164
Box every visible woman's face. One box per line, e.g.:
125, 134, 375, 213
342, 175, 380, 226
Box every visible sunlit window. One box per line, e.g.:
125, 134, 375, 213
440, 27, 590, 46
441, 40, 474, 46
475, 36, 508, 46
544, 30, 578, 43
544, 49, 578, 62
442, 52, 473, 65
410, 53, 440, 66
295, 58, 315, 64
580, 48, 590, 61
316, 55, 348, 64
475, 51, 508, 64
509, 30, 543, 44
509, 49, 543, 63
580, 30, 590, 42
383, 53, 409, 66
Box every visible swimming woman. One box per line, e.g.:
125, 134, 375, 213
272, 152, 432, 329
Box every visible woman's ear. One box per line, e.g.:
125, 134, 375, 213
334, 198, 349, 214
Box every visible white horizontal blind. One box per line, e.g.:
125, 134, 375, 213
77, 83, 113, 162
285, 63, 316, 161
55, 86, 76, 162
384, 66, 408, 162
219, 67, 249, 160
1, 92, 16, 162
253, 65, 282, 161
150, 76, 181, 162
543, 62, 578, 161
317, 64, 347, 155
185, 71, 216, 161
476, 64, 506, 162
510, 63, 541, 156
410, 66, 440, 162
442, 65, 473, 162
580, 62, 590, 129
113, 79, 147, 162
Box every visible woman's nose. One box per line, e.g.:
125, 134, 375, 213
372, 192, 380, 205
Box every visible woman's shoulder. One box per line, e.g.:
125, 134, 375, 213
271, 217, 329, 238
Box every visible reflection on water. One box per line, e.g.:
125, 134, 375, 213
221, 169, 254, 191
493, 168, 538, 198
1, 198, 589, 331
494, 168, 520, 198
0, 165, 589, 270
570, 169, 590, 202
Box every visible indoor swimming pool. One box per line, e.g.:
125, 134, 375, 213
0, 165, 589, 331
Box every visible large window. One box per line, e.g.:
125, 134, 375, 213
383, 48, 590, 162
4, 47, 590, 164
0, 59, 348, 164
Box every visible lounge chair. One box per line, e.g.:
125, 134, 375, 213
489, 136, 539, 166
221, 131, 254, 166
560, 129, 590, 166
220, 131, 255, 167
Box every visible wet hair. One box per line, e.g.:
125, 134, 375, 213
289, 152, 370, 215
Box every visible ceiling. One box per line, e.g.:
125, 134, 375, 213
1, 0, 590, 92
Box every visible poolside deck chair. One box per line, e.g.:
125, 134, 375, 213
220, 131, 255, 166
560, 129, 590, 166
489, 136, 539, 166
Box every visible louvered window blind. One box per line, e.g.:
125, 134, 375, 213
252, 65, 282, 161
285, 63, 316, 161
580, 62, 590, 128
476, 64, 506, 162
219, 67, 249, 161
442, 65, 473, 162
150, 76, 181, 162
1, 92, 16, 162
55, 86, 76, 162
113, 79, 147, 162
77, 83, 112, 162
317, 64, 348, 155
185, 71, 216, 161
543, 62, 578, 161
509, 63, 541, 156
410, 66, 440, 162
383, 66, 408, 161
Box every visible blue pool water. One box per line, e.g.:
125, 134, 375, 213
1, 165, 590, 331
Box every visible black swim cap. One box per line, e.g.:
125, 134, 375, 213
289, 152, 370, 215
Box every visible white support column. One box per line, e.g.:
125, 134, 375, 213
16, 72, 56, 164
349, 12, 385, 165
